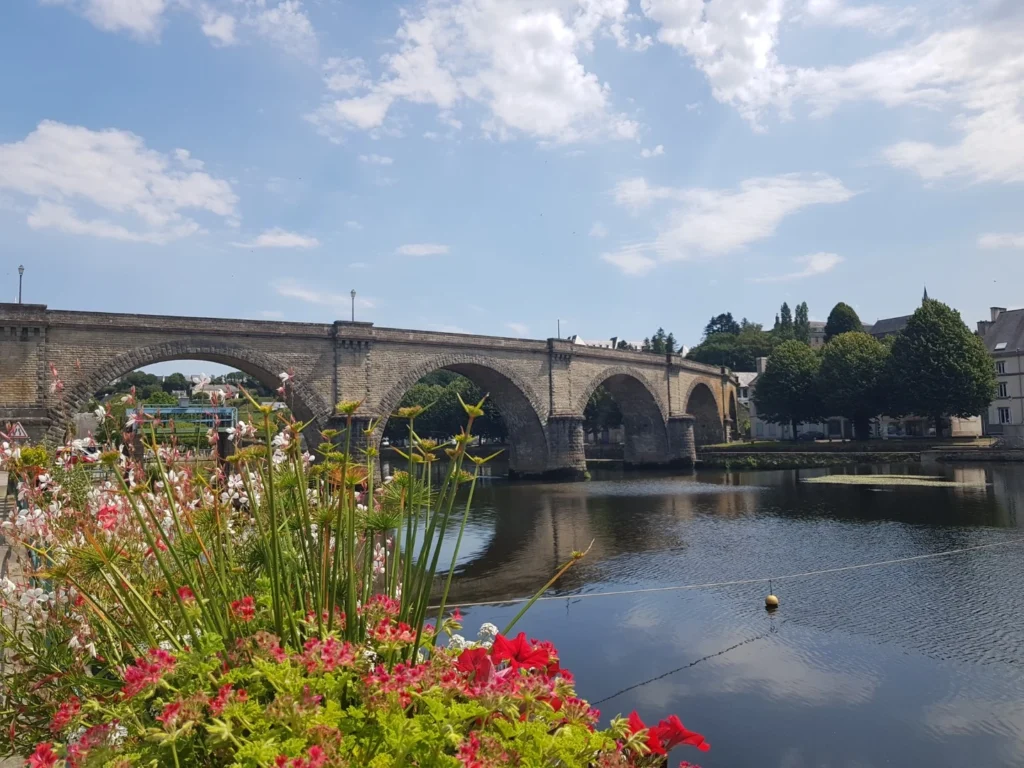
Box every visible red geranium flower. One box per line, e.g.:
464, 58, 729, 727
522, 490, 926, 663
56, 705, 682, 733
49, 696, 80, 733
627, 711, 666, 756
230, 595, 256, 622
28, 742, 59, 768
455, 647, 494, 684
177, 585, 196, 603
491, 632, 551, 671
653, 714, 710, 752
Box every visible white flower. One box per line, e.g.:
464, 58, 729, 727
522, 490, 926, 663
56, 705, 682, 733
478, 623, 498, 643
19, 587, 51, 610
449, 634, 467, 651
362, 648, 378, 663
1, 577, 18, 597
94, 405, 107, 420
191, 373, 211, 394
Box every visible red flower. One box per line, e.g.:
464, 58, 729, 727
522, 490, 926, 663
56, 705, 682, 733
28, 743, 59, 768
491, 632, 551, 671
156, 701, 182, 730
653, 715, 710, 753
177, 586, 196, 603
230, 595, 256, 622
627, 711, 666, 756
49, 696, 80, 733
120, 648, 176, 699
455, 647, 494, 684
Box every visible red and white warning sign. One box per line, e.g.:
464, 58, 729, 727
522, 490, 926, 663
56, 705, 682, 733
8, 422, 30, 441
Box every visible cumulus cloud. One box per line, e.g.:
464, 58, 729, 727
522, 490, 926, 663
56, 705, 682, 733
603, 173, 854, 273
750, 252, 844, 282
396, 243, 449, 256
0, 120, 237, 244
640, 144, 665, 158
232, 228, 320, 248
307, 0, 641, 144
979, 233, 1024, 249
506, 322, 530, 336
801, 0, 914, 35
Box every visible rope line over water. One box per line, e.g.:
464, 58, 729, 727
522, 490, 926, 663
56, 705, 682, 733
430, 536, 1024, 611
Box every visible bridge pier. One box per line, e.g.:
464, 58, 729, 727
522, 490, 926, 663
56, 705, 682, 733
666, 415, 697, 468
536, 416, 586, 481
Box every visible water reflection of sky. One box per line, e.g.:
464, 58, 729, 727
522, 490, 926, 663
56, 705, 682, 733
438, 463, 1024, 768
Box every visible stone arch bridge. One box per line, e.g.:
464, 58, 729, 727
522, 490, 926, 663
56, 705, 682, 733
0, 304, 738, 479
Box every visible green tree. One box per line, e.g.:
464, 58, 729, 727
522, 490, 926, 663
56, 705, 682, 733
583, 386, 623, 441
145, 389, 179, 406
161, 372, 190, 394
777, 302, 794, 340
753, 340, 821, 439
794, 302, 811, 344
703, 313, 740, 338
818, 332, 888, 440
642, 328, 677, 354
616, 339, 634, 350
886, 299, 997, 436
687, 324, 779, 371
824, 302, 862, 342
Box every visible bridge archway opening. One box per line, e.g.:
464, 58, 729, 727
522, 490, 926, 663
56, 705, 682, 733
687, 382, 723, 447
585, 374, 669, 466
55, 346, 328, 446
379, 363, 548, 477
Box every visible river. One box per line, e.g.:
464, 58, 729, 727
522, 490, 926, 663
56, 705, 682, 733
393, 460, 1024, 768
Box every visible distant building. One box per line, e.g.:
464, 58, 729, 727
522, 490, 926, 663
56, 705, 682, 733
735, 372, 757, 405
977, 306, 1024, 439
572, 335, 687, 355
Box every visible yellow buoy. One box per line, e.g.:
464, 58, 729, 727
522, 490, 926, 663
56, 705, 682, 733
765, 594, 779, 610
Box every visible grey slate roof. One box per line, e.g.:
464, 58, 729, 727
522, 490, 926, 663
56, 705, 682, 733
868, 315, 912, 337
984, 308, 1024, 354
735, 372, 758, 387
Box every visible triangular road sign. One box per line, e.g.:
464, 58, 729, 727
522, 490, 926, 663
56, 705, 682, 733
9, 422, 29, 441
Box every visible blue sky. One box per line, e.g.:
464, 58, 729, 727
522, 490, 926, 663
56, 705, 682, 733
2, 0, 1023, 360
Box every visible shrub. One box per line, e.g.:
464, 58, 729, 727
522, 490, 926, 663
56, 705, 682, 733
1, 372, 709, 767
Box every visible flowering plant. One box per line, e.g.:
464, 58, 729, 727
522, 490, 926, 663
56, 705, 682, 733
1, 373, 709, 767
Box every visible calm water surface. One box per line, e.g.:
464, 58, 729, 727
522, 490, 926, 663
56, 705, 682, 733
405, 460, 1024, 768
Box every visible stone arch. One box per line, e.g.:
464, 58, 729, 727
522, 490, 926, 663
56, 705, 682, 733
575, 366, 670, 466
375, 354, 549, 476
685, 380, 723, 447
48, 340, 333, 441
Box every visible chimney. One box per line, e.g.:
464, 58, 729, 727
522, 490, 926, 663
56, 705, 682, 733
992, 307, 1006, 322
977, 320, 991, 338
756, 356, 768, 375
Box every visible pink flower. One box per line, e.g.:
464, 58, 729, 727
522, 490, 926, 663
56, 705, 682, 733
155, 701, 182, 730
177, 585, 196, 603
28, 742, 58, 768
49, 696, 80, 733
96, 505, 118, 531
120, 648, 176, 699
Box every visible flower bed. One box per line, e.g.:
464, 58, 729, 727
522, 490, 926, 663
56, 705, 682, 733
2, 376, 709, 767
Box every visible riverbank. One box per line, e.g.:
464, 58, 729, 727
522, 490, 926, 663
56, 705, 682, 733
698, 450, 921, 469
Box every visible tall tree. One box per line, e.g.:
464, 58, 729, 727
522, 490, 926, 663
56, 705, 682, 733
583, 386, 623, 441
824, 302, 862, 342
794, 302, 811, 344
665, 332, 678, 355
687, 324, 779, 371
886, 299, 997, 436
818, 332, 889, 440
753, 340, 821, 440
703, 313, 740, 338
778, 302, 794, 339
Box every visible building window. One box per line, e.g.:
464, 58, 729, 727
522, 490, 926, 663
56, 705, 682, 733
999, 381, 1008, 398
996, 361, 1007, 374
741, 387, 748, 398
998, 407, 1012, 425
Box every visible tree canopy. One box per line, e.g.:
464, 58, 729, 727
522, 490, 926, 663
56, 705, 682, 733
703, 313, 740, 339
824, 302, 862, 342
886, 299, 996, 433
382, 371, 507, 443
752, 340, 821, 436
687, 323, 779, 370
794, 302, 810, 344
642, 328, 677, 354
583, 386, 623, 440
818, 332, 889, 440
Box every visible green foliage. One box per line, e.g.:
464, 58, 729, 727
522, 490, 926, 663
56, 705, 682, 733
161, 372, 190, 393
794, 302, 811, 344
778, 302, 794, 339
703, 312, 740, 338
753, 340, 821, 434
641, 327, 677, 354
818, 332, 889, 440
145, 389, 179, 406
687, 324, 780, 370
886, 299, 997, 430
583, 385, 623, 439
824, 302, 862, 342
383, 373, 507, 442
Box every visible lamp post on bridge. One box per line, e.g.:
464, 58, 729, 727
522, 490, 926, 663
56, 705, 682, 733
18, 265, 24, 304
350, 289, 356, 322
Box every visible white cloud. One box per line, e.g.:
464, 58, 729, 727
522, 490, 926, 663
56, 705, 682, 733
589, 220, 609, 237
308, 0, 640, 144
323, 57, 370, 93
200, 7, 236, 45
260, 310, 284, 319
245, 0, 317, 61
641, 0, 788, 125
801, 0, 914, 35
42, 0, 167, 37
396, 243, 449, 256
274, 279, 375, 309
600, 248, 657, 275
232, 228, 320, 248
359, 153, 394, 165
431, 323, 470, 334
750, 252, 844, 282
344, 220, 363, 230
640, 144, 665, 158
0, 120, 237, 244
506, 322, 530, 336
791, 16, 1024, 184
604, 172, 854, 273
979, 233, 1024, 249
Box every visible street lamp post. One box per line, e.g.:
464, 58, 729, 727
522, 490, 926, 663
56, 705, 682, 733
350, 289, 356, 322
18, 265, 24, 304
